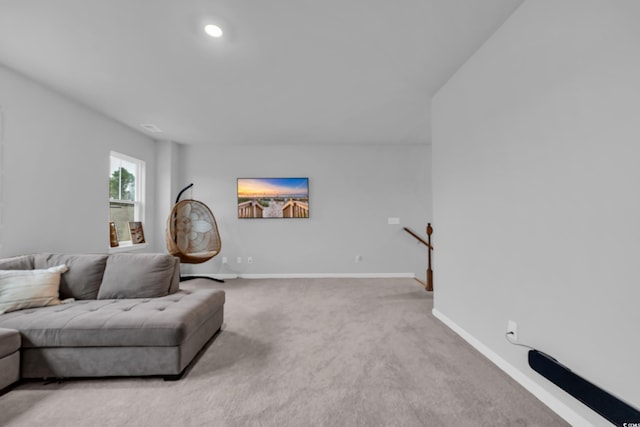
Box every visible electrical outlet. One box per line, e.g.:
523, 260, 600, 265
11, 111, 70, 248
387, 217, 400, 225
247, 256, 253, 264
222, 257, 228, 264
355, 255, 362, 263
507, 320, 518, 342
236, 256, 242, 264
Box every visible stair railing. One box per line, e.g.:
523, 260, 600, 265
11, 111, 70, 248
403, 223, 434, 291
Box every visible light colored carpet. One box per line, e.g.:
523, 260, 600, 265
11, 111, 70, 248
0, 278, 567, 426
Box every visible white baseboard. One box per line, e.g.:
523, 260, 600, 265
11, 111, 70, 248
432, 308, 593, 427
240, 272, 415, 279
182, 273, 415, 280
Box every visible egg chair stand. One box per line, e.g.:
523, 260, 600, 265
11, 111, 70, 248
166, 183, 224, 283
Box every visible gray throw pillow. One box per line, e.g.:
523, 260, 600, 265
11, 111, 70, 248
168, 256, 181, 295
34, 254, 108, 300
97, 254, 176, 299
0, 255, 35, 270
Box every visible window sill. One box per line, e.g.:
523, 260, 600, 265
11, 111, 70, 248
108, 242, 149, 254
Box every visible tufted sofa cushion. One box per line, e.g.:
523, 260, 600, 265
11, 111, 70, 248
0, 288, 225, 348
0, 327, 20, 358
0, 328, 21, 390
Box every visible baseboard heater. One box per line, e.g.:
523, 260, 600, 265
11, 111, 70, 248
528, 350, 640, 426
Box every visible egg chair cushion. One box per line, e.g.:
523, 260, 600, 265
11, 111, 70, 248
166, 200, 221, 264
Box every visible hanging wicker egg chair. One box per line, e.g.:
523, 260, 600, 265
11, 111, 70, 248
166, 184, 223, 282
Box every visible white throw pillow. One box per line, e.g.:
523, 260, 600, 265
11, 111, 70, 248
0, 264, 69, 314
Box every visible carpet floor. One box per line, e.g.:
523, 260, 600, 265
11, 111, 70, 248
0, 278, 568, 426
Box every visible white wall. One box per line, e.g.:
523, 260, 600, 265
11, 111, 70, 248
0, 64, 159, 256
180, 143, 432, 277
156, 140, 182, 248
432, 0, 640, 424
0, 61, 432, 277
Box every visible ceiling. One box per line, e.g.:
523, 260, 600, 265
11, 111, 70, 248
0, 0, 523, 146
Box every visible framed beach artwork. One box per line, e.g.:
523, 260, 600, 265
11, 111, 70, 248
237, 178, 309, 219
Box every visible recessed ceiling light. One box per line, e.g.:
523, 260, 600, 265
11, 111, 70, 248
204, 24, 223, 38
140, 123, 162, 133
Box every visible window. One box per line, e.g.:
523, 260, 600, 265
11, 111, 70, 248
109, 151, 145, 246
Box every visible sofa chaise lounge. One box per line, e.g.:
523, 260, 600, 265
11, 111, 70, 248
0, 252, 224, 389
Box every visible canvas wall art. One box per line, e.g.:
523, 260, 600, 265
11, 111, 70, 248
237, 178, 309, 219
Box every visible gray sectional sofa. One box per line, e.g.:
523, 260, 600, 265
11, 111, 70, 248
0, 252, 224, 390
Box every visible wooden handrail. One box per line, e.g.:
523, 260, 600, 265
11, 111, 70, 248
404, 224, 434, 292
403, 227, 433, 250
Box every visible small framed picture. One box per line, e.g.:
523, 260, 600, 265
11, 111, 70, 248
128, 221, 145, 244
109, 222, 119, 247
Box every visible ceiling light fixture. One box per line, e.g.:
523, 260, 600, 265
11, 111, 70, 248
140, 123, 163, 133
204, 24, 223, 38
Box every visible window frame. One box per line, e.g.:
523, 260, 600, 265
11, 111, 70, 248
109, 151, 146, 249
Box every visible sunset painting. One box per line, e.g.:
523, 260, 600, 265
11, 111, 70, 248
237, 178, 309, 219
